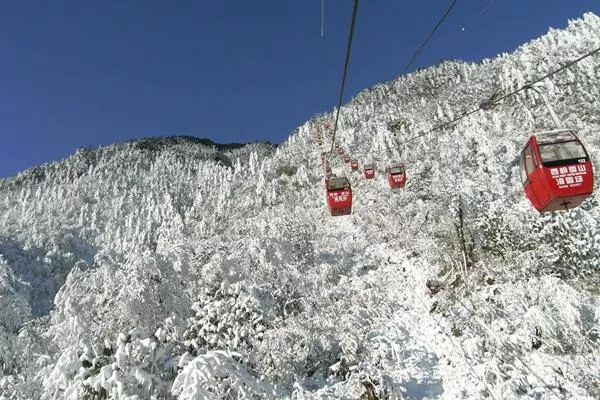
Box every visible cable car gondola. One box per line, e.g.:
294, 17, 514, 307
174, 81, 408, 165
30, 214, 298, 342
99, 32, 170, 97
336, 147, 344, 155
363, 164, 375, 179
519, 129, 594, 212
343, 155, 351, 163
350, 160, 359, 171
387, 163, 407, 189
325, 175, 352, 216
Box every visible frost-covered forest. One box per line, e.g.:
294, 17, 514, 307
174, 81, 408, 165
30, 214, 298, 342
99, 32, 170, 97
1, 13, 600, 400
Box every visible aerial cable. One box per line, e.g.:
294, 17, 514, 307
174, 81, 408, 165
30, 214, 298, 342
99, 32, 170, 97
321, 0, 325, 38
394, 45, 600, 147
343, 45, 600, 160
400, 0, 460, 77
323, 0, 459, 162
329, 0, 359, 157
373, 0, 460, 112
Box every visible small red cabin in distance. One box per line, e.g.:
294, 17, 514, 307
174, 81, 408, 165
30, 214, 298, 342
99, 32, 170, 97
343, 155, 351, 163
325, 175, 352, 216
520, 129, 594, 212
350, 160, 359, 171
337, 147, 344, 155
363, 164, 375, 179
387, 164, 407, 188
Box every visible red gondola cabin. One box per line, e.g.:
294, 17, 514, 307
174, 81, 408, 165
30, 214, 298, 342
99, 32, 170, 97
364, 164, 375, 179
337, 147, 344, 155
520, 129, 594, 212
351, 160, 359, 171
343, 155, 351, 163
325, 175, 352, 216
387, 164, 407, 188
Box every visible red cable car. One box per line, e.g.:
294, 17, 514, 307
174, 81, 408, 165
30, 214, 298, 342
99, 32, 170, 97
520, 129, 594, 212
337, 147, 344, 155
325, 175, 352, 216
343, 155, 351, 163
387, 164, 407, 188
363, 164, 375, 179
350, 160, 359, 171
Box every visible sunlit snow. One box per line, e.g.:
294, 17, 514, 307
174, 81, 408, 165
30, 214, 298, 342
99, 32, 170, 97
1, 12, 599, 400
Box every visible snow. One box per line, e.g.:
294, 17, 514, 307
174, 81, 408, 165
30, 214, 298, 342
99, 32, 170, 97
1, 12, 600, 400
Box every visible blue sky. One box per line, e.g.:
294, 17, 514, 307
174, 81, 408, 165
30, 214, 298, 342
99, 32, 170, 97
1, 0, 599, 177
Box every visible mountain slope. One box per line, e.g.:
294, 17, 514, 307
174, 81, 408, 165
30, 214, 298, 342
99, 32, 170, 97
1, 12, 599, 400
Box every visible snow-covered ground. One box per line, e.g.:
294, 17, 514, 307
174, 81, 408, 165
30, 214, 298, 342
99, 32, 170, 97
1, 12, 599, 400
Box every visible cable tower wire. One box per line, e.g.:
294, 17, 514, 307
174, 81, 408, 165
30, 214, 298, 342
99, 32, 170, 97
321, 0, 325, 38
343, 45, 600, 160
329, 0, 359, 157
325, 0, 460, 162
395, 45, 600, 146
374, 0, 460, 112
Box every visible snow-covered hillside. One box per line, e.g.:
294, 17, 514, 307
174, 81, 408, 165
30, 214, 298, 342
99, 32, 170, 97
1, 12, 599, 400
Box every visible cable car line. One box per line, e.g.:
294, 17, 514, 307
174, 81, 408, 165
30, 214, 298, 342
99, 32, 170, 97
372, 0, 461, 112
400, 0, 460, 80
321, 0, 325, 38
321, 0, 460, 171
342, 45, 600, 162
394, 45, 600, 147
329, 0, 359, 157
312, 23, 598, 210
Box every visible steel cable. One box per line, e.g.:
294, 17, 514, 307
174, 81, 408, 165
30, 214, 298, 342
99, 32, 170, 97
329, 0, 360, 157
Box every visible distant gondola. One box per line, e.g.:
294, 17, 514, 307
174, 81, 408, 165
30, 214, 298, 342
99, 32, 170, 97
363, 164, 375, 179
325, 175, 352, 216
387, 163, 407, 189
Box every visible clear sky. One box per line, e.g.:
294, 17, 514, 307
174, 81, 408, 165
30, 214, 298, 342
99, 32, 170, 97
1, 0, 599, 177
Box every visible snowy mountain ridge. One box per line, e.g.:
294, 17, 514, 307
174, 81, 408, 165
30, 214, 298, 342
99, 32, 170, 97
1, 12, 600, 400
